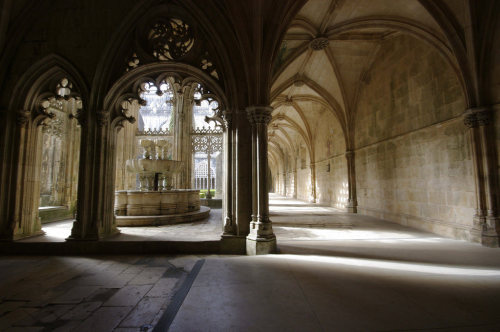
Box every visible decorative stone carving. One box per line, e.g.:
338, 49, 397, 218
126, 53, 140, 71
137, 128, 172, 136
56, 78, 72, 98
36, 99, 56, 126
116, 98, 137, 128
309, 37, 329, 51
191, 128, 223, 154
201, 54, 219, 80
148, 19, 195, 60
463, 107, 491, 128
247, 106, 273, 125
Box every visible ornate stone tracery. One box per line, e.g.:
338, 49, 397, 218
148, 18, 195, 61
191, 128, 223, 153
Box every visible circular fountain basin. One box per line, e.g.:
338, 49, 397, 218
114, 189, 209, 226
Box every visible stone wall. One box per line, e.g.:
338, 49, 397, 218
354, 34, 475, 240
296, 168, 311, 201
315, 155, 348, 209
312, 108, 348, 208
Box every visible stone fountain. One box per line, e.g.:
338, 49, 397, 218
114, 139, 209, 226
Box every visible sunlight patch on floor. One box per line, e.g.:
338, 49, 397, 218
276, 254, 500, 277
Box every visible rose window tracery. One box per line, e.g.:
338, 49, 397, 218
148, 19, 195, 61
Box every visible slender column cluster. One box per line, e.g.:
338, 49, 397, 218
345, 150, 357, 213
464, 107, 499, 246
222, 112, 235, 235
246, 106, 275, 242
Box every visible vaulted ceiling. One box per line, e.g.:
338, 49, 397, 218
268, 0, 463, 168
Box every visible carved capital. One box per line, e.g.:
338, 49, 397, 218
463, 107, 491, 128
246, 106, 273, 126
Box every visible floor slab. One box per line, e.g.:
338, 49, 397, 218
1, 195, 500, 331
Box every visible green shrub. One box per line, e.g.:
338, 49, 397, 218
199, 189, 216, 197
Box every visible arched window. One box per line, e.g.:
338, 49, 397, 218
191, 90, 222, 198
38, 78, 81, 225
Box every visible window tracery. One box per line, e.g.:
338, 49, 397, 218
148, 19, 194, 61
138, 81, 174, 132
121, 11, 222, 88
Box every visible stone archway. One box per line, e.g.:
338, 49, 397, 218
1, 54, 88, 240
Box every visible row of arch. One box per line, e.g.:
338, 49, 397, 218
1, 54, 229, 240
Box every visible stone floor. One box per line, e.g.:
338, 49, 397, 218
21, 209, 222, 243
2, 194, 500, 331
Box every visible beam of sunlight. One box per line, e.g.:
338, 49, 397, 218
276, 254, 500, 277
41, 221, 73, 240
275, 226, 423, 241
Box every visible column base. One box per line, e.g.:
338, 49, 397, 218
345, 200, 357, 213
481, 216, 500, 247
246, 235, 277, 255
482, 230, 500, 248
481, 232, 500, 247
345, 206, 357, 213
66, 225, 120, 241
221, 235, 246, 254
12, 229, 45, 241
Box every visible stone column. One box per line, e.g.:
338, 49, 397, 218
282, 171, 286, 196
293, 168, 297, 199
7, 111, 46, 240
246, 106, 276, 254
222, 112, 235, 236
173, 88, 185, 188
464, 107, 499, 246
68, 110, 120, 240
310, 163, 316, 203
345, 150, 357, 213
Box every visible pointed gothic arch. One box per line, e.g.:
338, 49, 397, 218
1, 54, 88, 240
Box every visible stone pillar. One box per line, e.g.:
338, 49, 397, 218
173, 88, 184, 188
464, 107, 499, 246
215, 152, 223, 198
310, 163, 316, 203
282, 171, 286, 196
345, 150, 357, 213
7, 110, 46, 240
293, 168, 297, 199
222, 112, 235, 236
68, 110, 119, 240
246, 106, 276, 254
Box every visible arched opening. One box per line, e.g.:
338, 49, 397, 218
38, 80, 82, 239
7, 62, 87, 241
108, 64, 227, 238
191, 96, 223, 200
